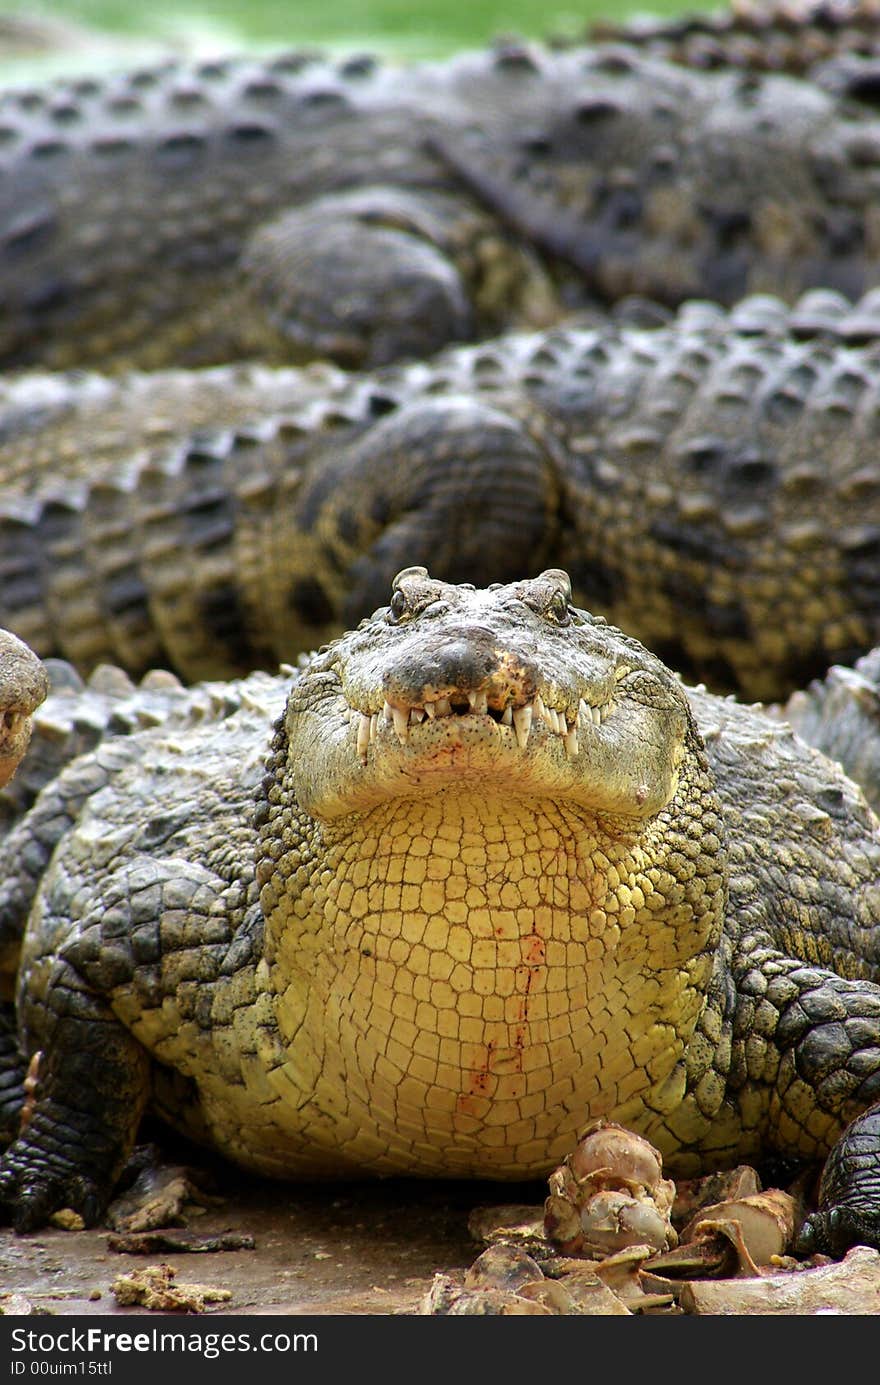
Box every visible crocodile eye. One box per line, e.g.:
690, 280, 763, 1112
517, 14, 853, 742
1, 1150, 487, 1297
547, 590, 570, 626
389, 589, 409, 621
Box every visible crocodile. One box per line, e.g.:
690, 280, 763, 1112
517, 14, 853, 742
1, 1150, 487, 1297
586, 0, 880, 79
777, 646, 880, 815
3, 291, 880, 701
0, 630, 48, 790
3, 44, 880, 372
0, 569, 879, 1255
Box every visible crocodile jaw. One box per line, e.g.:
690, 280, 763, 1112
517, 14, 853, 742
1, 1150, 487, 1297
257, 788, 719, 1180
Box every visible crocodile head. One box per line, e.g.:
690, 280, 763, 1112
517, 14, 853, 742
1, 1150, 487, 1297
284, 566, 698, 821
0, 629, 49, 789
258, 570, 727, 1179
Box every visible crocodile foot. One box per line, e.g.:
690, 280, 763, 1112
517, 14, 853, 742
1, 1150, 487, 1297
796, 1104, 880, 1257
241, 189, 475, 368
0, 1115, 113, 1231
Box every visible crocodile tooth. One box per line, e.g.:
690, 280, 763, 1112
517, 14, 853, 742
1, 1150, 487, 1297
356, 713, 371, 760
392, 705, 410, 743
546, 707, 560, 735
534, 694, 546, 723
369, 712, 379, 743
473, 690, 488, 715
563, 727, 579, 758
410, 708, 426, 724
435, 697, 451, 717
467, 691, 477, 709
513, 704, 533, 750
501, 706, 513, 726
424, 702, 436, 719
591, 705, 601, 727
578, 698, 590, 725
383, 699, 394, 723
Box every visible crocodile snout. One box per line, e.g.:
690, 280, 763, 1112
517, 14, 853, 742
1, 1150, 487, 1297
382, 626, 538, 710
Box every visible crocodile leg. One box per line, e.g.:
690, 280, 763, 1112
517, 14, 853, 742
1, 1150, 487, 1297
0, 961, 150, 1231
0, 1001, 25, 1143
798, 1104, 880, 1255
719, 946, 880, 1254
237, 192, 474, 369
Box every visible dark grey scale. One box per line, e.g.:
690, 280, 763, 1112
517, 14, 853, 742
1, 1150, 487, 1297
298, 89, 349, 109
48, 103, 80, 126
702, 598, 753, 642
559, 552, 620, 610
762, 385, 810, 426
223, 122, 276, 145
590, 50, 637, 75
779, 360, 820, 395
701, 204, 752, 248
725, 360, 766, 391
0, 511, 44, 617
3, 212, 57, 257
677, 436, 729, 475
170, 86, 209, 109
287, 577, 336, 627
128, 69, 162, 90
720, 451, 778, 499
293, 456, 351, 530
651, 515, 737, 566
333, 507, 361, 545
84, 482, 158, 669
841, 526, 880, 600
154, 132, 209, 166
364, 392, 399, 417
14, 92, 45, 114
517, 129, 551, 160
90, 137, 136, 158
337, 55, 378, 80
98, 564, 152, 625
105, 96, 142, 117
663, 641, 743, 693
491, 42, 541, 73
698, 244, 752, 305
196, 584, 254, 665
29, 141, 69, 162
368, 491, 393, 527
196, 60, 232, 81
180, 480, 237, 555
36, 497, 82, 577
268, 52, 321, 75
826, 367, 871, 408
23, 273, 70, 316
823, 206, 866, 258
528, 346, 564, 370
241, 79, 284, 102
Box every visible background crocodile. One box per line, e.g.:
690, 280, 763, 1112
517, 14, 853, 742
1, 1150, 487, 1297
587, 0, 880, 79
0, 570, 879, 1257
3, 291, 880, 700
3, 41, 880, 371
777, 646, 880, 814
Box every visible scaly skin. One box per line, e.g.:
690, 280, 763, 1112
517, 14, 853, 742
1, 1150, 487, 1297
777, 646, 880, 815
0, 630, 48, 791
587, 0, 880, 79
0, 570, 878, 1253
3, 293, 880, 699
3, 44, 880, 370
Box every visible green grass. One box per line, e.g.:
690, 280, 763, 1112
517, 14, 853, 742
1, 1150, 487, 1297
1, 0, 714, 58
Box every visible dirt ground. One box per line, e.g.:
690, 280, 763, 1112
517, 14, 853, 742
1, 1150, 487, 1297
0, 1151, 541, 1316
